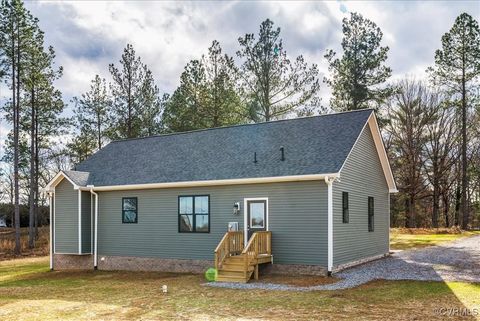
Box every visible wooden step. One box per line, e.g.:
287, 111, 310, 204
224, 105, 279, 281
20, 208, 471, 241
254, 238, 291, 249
220, 264, 254, 272
225, 255, 245, 262
216, 276, 249, 283
221, 260, 247, 267
218, 270, 245, 277
216, 270, 252, 283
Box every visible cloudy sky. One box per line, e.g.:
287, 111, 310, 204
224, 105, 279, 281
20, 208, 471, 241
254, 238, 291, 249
24, 1, 480, 101
0, 0, 478, 144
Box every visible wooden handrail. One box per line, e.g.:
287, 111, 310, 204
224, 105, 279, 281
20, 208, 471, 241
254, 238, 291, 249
241, 231, 271, 279
214, 231, 244, 270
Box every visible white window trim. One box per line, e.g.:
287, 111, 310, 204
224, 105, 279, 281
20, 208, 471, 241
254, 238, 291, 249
243, 197, 269, 246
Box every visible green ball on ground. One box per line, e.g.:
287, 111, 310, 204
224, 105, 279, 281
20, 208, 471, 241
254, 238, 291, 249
205, 268, 217, 282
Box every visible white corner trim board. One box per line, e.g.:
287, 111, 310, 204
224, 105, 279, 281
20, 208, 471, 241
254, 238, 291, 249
53, 188, 56, 254
89, 187, 99, 268
325, 176, 335, 274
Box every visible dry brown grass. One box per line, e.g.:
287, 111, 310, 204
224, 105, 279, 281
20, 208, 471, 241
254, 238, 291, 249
390, 228, 480, 250
0, 257, 479, 321
0, 227, 49, 260
391, 227, 465, 235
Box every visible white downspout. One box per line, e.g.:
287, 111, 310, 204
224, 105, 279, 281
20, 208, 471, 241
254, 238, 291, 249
78, 190, 82, 254
49, 192, 53, 270
88, 186, 99, 269
325, 176, 334, 275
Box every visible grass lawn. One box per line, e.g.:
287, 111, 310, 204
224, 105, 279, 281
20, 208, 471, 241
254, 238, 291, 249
390, 228, 480, 251
1, 257, 479, 320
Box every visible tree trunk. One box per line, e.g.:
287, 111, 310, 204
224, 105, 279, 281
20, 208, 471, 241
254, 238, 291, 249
405, 196, 416, 228
442, 193, 450, 228
13, 18, 21, 255
454, 183, 461, 226
34, 112, 39, 238
97, 112, 102, 150
127, 75, 132, 138
410, 195, 416, 228
9, 175, 14, 227
29, 86, 35, 248
460, 71, 469, 229
432, 183, 440, 228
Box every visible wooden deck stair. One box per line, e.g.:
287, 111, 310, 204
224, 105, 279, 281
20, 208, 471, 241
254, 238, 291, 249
214, 231, 272, 283
216, 254, 255, 283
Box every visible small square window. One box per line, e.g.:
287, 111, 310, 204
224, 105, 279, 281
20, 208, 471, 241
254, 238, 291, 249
122, 197, 138, 223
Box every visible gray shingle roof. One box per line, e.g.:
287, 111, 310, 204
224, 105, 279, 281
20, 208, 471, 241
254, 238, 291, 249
63, 170, 90, 186
74, 109, 373, 187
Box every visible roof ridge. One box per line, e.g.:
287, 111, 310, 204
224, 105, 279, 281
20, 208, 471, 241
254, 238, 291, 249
109, 108, 374, 144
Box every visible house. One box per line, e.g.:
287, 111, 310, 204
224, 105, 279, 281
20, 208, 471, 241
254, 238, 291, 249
43, 109, 396, 282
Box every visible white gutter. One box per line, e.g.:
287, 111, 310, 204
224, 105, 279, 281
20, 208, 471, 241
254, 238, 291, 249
88, 186, 99, 269
325, 176, 335, 275
76, 173, 340, 192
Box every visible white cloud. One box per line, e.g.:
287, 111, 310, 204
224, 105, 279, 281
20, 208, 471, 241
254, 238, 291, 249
0, 0, 477, 144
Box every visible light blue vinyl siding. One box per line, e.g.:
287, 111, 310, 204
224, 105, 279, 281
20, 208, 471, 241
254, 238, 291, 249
97, 181, 328, 266
333, 123, 390, 266
81, 191, 92, 253
54, 179, 79, 253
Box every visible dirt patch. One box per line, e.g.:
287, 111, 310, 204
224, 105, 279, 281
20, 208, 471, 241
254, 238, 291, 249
254, 274, 339, 286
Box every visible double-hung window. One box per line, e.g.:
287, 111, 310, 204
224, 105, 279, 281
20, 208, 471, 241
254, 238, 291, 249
342, 192, 349, 223
368, 196, 374, 232
178, 195, 209, 233
122, 197, 138, 223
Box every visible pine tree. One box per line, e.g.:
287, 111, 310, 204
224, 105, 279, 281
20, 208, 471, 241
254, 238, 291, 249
237, 19, 321, 122
202, 41, 243, 127
163, 40, 243, 132
0, 0, 36, 254
138, 68, 162, 136
163, 60, 207, 132
72, 75, 110, 150
428, 13, 480, 229
108, 44, 162, 139
20, 13, 64, 248
66, 131, 97, 165
324, 12, 393, 111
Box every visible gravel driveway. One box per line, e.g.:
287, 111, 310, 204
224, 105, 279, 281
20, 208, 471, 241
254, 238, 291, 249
206, 234, 480, 291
